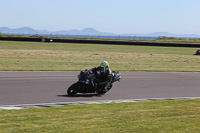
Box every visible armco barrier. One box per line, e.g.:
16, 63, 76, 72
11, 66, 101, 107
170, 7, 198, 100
0, 37, 42, 42
49, 38, 200, 47
1, 37, 200, 47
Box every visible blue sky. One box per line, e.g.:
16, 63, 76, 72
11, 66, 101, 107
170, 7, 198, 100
0, 0, 200, 34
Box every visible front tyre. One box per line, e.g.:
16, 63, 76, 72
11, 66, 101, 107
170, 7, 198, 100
67, 83, 79, 96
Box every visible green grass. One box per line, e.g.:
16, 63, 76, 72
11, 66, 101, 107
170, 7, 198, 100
0, 41, 200, 71
1, 99, 200, 132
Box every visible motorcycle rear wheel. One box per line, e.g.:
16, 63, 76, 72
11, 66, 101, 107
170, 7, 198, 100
67, 83, 79, 96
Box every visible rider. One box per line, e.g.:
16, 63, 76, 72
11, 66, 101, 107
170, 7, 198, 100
91, 61, 113, 94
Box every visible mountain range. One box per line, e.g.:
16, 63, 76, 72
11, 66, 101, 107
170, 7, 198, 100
0, 27, 113, 36
0, 27, 200, 38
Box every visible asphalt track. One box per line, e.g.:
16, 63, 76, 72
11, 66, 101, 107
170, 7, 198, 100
0, 71, 200, 106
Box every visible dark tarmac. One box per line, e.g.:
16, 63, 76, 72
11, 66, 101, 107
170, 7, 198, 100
0, 71, 200, 106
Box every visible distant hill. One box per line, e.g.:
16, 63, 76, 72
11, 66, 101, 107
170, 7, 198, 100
0, 27, 114, 36
0, 27, 36, 33
0, 27, 199, 38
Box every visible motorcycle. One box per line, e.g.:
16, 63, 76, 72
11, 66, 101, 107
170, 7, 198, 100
67, 69, 121, 96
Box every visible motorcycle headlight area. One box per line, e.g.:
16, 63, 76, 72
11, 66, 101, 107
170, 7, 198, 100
85, 79, 90, 84
80, 79, 90, 84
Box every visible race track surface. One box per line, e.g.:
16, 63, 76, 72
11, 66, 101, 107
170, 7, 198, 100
0, 71, 200, 106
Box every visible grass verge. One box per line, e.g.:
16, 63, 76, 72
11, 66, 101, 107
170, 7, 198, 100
1, 99, 200, 132
0, 41, 200, 71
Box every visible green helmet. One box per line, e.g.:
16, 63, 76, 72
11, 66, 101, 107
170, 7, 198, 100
100, 61, 109, 72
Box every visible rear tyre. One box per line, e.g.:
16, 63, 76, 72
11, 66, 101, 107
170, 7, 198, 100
67, 83, 79, 96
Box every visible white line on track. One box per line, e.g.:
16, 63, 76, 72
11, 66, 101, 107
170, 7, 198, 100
1, 97, 200, 110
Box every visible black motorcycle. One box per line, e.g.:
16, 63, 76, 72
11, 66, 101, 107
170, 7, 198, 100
67, 69, 121, 96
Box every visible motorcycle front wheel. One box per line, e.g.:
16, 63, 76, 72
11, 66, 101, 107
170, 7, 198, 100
67, 83, 79, 96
